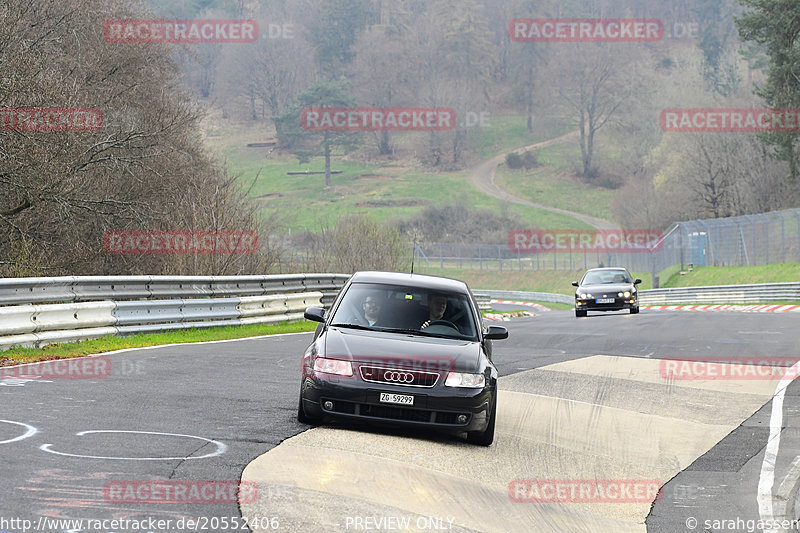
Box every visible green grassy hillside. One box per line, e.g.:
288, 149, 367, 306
206, 114, 597, 233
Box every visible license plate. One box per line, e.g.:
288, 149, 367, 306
380, 393, 414, 405
596, 298, 615, 304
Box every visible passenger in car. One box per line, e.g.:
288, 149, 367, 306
362, 294, 384, 326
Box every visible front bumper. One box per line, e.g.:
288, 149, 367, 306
575, 296, 638, 311
300, 376, 493, 433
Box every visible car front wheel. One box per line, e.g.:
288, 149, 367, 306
575, 309, 587, 318
297, 394, 320, 425
467, 398, 496, 446
630, 307, 639, 314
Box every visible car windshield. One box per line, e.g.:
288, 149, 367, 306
582, 270, 631, 285
329, 282, 479, 340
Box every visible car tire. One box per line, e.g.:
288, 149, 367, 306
630, 307, 639, 314
467, 398, 496, 446
575, 309, 587, 318
297, 395, 320, 425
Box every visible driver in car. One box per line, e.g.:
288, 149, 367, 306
421, 293, 449, 330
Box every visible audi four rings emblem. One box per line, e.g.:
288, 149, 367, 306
384, 371, 415, 383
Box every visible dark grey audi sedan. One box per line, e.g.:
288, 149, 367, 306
573, 267, 642, 317
298, 271, 508, 446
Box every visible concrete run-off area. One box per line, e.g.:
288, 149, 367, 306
242, 354, 780, 533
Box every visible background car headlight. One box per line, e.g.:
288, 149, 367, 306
313, 357, 353, 376
445, 372, 486, 388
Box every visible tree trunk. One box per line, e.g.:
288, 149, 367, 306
526, 61, 534, 133
585, 119, 595, 178
579, 110, 590, 177
324, 139, 332, 188
378, 130, 392, 155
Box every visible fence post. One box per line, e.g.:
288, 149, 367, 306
780, 214, 785, 264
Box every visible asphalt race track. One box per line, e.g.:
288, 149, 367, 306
1, 310, 798, 533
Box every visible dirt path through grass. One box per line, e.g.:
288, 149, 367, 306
469, 131, 620, 229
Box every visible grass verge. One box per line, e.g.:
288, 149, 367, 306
416, 266, 653, 295
661, 263, 800, 287
0, 320, 316, 366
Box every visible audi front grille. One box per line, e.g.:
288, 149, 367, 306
359, 365, 439, 388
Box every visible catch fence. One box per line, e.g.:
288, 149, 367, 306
413, 208, 800, 282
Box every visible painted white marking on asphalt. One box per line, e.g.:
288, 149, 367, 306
0, 377, 53, 387
0, 419, 38, 444
39, 430, 227, 461
758, 358, 800, 531
0, 420, 39, 444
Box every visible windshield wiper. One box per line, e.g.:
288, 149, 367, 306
378, 327, 466, 340
330, 323, 374, 331
377, 327, 424, 335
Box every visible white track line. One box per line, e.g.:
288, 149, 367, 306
758, 359, 800, 531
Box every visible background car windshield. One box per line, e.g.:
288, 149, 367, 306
331, 283, 478, 339
582, 271, 631, 284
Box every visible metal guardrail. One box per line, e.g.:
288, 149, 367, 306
476, 282, 800, 307
0, 292, 325, 351
0, 274, 350, 305
0, 274, 351, 350
638, 282, 800, 305
474, 290, 574, 305
473, 294, 492, 311
3, 274, 793, 350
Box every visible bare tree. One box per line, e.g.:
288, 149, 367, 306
548, 43, 644, 179
217, 4, 316, 122
0, 0, 277, 276
351, 1, 416, 155
301, 215, 409, 274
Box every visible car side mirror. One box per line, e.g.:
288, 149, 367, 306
304, 307, 326, 323
484, 325, 508, 340
633, 279, 642, 285
571, 281, 579, 287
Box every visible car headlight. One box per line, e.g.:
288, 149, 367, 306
623, 291, 632, 298
579, 293, 591, 299
445, 372, 486, 388
313, 357, 353, 376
